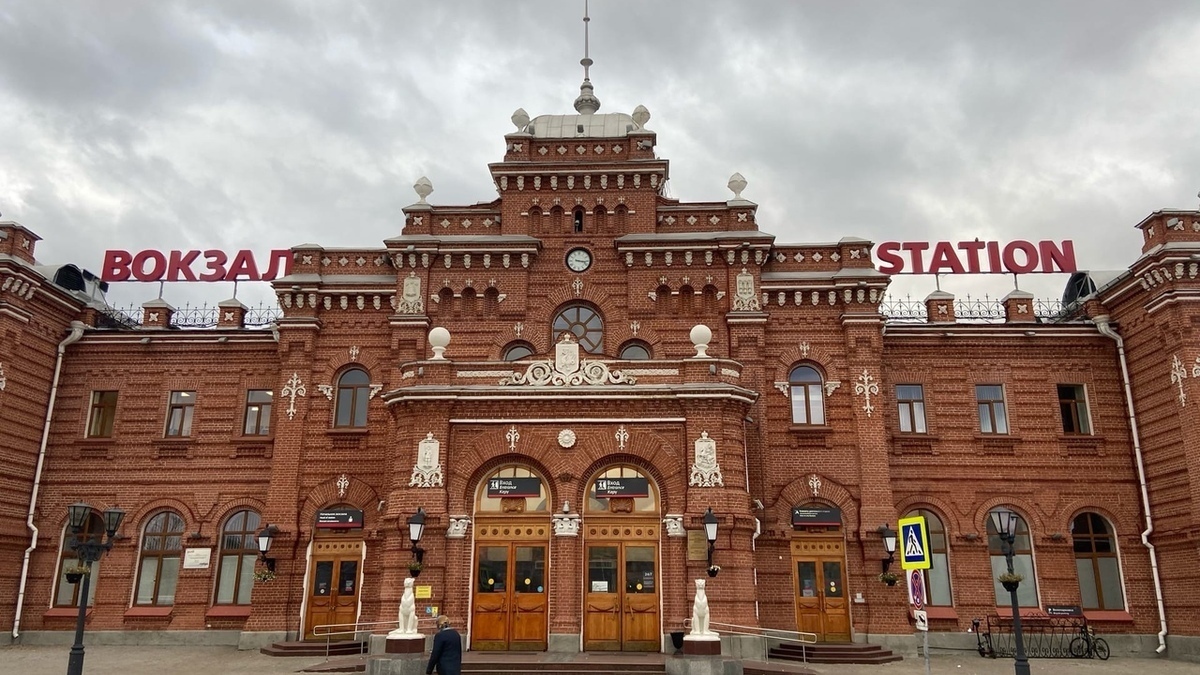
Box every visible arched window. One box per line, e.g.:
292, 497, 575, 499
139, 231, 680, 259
905, 509, 952, 607
1073, 513, 1124, 610
476, 466, 549, 514
987, 508, 1037, 607
335, 368, 369, 428
214, 510, 261, 606
789, 365, 825, 425
135, 510, 185, 606
552, 304, 604, 354
573, 208, 584, 233
54, 511, 104, 608
586, 465, 659, 514
503, 342, 535, 361
619, 341, 651, 360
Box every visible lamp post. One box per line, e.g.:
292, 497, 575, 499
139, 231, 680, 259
991, 509, 1031, 675
703, 507, 718, 576
65, 503, 124, 675
408, 508, 426, 575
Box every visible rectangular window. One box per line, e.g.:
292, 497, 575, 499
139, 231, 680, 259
86, 391, 118, 438
1058, 384, 1091, 434
896, 385, 926, 433
976, 385, 1008, 434
243, 390, 273, 436
165, 391, 196, 437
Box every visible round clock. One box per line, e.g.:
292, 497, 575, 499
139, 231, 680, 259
565, 248, 592, 272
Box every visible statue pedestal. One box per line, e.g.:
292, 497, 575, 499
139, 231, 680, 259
384, 633, 425, 654
366, 653, 426, 675
682, 633, 721, 655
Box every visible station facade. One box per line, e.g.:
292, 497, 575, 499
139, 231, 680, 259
1, 93, 1199, 657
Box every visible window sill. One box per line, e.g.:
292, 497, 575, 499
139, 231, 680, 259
993, 607, 1044, 618
233, 435, 274, 443
911, 607, 957, 620
206, 605, 253, 619
44, 607, 92, 619
891, 433, 939, 455
326, 428, 370, 436
124, 606, 173, 618
1084, 610, 1133, 622
159, 436, 194, 443
787, 425, 833, 448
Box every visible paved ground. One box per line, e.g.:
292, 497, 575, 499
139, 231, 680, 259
1, 645, 1198, 675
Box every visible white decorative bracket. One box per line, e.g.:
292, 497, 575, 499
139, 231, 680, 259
1170, 354, 1187, 407
663, 514, 686, 538
281, 372, 307, 420
1193, 356, 1200, 379
774, 382, 789, 397
369, 384, 384, 399
853, 369, 879, 416
689, 431, 724, 487
825, 380, 841, 396
447, 516, 471, 539
409, 432, 445, 488
552, 512, 581, 537
0, 362, 6, 392
317, 384, 334, 400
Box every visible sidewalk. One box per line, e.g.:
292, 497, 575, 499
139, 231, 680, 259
1, 645, 1198, 675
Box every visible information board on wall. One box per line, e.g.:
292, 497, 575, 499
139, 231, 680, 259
687, 530, 708, 561
791, 506, 842, 527
486, 477, 541, 498
182, 548, 212, 569
316, 509, 365, 529
593, 477, 649, 498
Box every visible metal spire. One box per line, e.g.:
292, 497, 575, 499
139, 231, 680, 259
574, 0, 600, 114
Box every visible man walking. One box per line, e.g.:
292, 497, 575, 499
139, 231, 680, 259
426, 615, 462, 675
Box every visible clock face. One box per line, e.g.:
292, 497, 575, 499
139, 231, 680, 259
566, 248, 592, 272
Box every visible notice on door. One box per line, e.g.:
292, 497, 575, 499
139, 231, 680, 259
591, 581, 608, 592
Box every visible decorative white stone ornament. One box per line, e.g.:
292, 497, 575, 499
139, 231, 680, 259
1170, 354, 1188, 406
446, 517, 471, 539
615, 425, 629, 450
727, 173, 748, 201
410, 433, 445, 488
317, 384, 334, 400
398, 273, 424, 314
280, 373, 307, 420
732, 268, 761, 312
506, 426, 520, 451
690, 324, 713, 358
0, 362, 6, 392
552, 512, 581, 537
632, 105, 651, 128
389, 578, 419, 636
558, 429, 577, 449
690, 579, 716, 636
500, 333, 636, 386
854, 369, 880, 416
413, 177, 433, 204
663, 515, 686, 538
336, 474, 350, 498
511, 108, 530, 132
808, 474, 822, 497
690, 432, 724, 487
428, 327, 450, 360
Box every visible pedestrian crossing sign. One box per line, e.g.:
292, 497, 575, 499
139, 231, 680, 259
898, 515, 931, 570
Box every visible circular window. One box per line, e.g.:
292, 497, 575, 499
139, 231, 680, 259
552, 304, 603, 354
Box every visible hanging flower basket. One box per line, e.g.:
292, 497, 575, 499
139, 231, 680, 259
253, 569, 277, 583
706, 565, 721, 578
878, 572, 899, 586
408, 562, 423, 578
64, 566, 88, 584
998, 572, 1023, 592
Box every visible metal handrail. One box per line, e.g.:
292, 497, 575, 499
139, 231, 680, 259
683, 619, 817, 663
312, 617, 437, 661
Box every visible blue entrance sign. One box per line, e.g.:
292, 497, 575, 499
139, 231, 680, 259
898, 515, 931, 570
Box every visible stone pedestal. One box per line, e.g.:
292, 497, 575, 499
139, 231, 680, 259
384, 633, 425, 654
682, 634, 722, 655
366, 653, 427, 675
666, 654, 743, 675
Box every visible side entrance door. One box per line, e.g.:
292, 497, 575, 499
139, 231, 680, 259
471, 542, 548, 651
791, 538, 850, 642
304, 539, 362, 640
584, 542, 659, 651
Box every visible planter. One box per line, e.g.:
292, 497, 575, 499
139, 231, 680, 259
65, 572, 84, 584
706, 568, 719, 578
669, 632, 685, 654
1002, 580, 1021, 593
884, 577, 898, 587
409, 568, 422, 578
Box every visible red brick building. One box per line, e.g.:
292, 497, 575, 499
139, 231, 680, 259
1, 92, 1198, 660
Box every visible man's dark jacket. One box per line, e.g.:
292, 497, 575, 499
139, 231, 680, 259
426, 627, 462, 675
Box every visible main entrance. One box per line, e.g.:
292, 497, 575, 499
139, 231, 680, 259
303, 538, 363, 640
471, 466, 551, 651
790, 504, 850, 642
582, 465, 661, 652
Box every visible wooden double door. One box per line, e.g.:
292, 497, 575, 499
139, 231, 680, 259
791, 538, 850, 642
472, 541, 548, 651
584, 541, 659, 651
304, 539, 362, 640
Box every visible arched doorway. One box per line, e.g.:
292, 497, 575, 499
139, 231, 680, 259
471, 466, 551, 651
303, 504, 365, 640
789, 502, 850, 642
582, 464, 661, 652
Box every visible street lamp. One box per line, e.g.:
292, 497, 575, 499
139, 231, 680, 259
990, 508, 1031, 675
65, 502, 124, 675
408, 508, 426, 565
703, 507, 719, 576
879, 526, 898, 573
256, 525, 279, 572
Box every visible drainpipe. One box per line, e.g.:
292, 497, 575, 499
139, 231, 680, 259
1094, 315, 1167, 653
12, 320, 87, 640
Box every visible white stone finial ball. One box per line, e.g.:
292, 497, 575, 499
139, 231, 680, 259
428, 326, 450, 360
413, 176, 433, 204
728, 173, 748, 200
511, 108, 530, 132
690, 324, 712, 358
632, 104, 651, 128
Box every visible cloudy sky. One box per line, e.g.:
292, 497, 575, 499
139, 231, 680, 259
2, 0, 1198, 309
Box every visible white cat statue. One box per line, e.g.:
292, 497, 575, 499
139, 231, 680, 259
690, 578, 713, 636
398, 577, 418, 634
